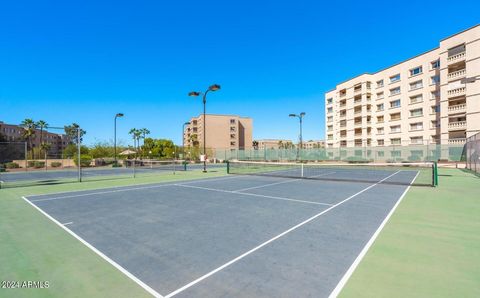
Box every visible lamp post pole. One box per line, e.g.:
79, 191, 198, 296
114, 113, 124, 166
188, 84, 221, 173
289, 112, 306, 161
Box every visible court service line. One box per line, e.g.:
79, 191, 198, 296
164, 170, 401, 298
174, 183, 332, 206
25, 174, 246, 200
328, 171, 419, 298
22, 196, 164, 298
231, 171, 336, 192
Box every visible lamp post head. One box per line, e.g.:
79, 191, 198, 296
300, 112, 306, 117
116, 113, 124, 118
184, 122, 191, 125
289, 114, 297, 118
188, 91, 201, 97
209, 84, 221, 91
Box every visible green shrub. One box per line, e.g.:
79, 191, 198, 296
27, 160, 35, 168
5, 162, 20, 169
51, 161, 62, 168
74, 154, 93, 167
33, 161, 45, 168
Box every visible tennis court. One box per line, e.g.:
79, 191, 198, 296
23, 163, 422, 297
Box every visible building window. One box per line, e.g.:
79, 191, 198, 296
327, 98, 333, 104
390, 125, 401, 133
377, 116, 384, 123
327, 107, 333, 113
377, 103, 384, 111
377, 80, 384, 88
410, 108, 423, 117
410, 136, 423, 144
230, 119, 236, 124
390, 112, 401, 121
390, 138, 401, 145
410, 94, 423, 104
431, 60, 440, 69
431, 75, 440, 85
431, 91, 440, 99
410, 122, 423, 131
409, 80, 423, 90
378, 139, 384, 146
390, 74, 401, 83
431, 120, 440, 128
376, 92, 384, 100
230, 141, 236, 146
377, 127, 384, 135
390, 87, 401, 96
410, 66, 423, 76
431, 105, 440, 113
390, 99, 401, 108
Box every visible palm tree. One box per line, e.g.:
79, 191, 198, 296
20, 118, 36, 159
40, 142, 51, 170
139, 128, 150, 145
36, 120, 48, 159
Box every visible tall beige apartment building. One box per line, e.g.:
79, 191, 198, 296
183, 114, 253, 150
325, 25, 480, 148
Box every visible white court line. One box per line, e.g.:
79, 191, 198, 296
164, 171, 401, 298
25, 174, 247, 199
232, 171, 336, 192
174, 183, 332, 206
22, 196, 164, 298
62, 221, 74, 226
328, 171, 419, 298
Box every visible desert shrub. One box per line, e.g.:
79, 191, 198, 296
5, 162, 20, 169
74, 154, 93, 167
51, 161, 62, 168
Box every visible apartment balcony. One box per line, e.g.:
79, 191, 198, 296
354, 100, 362, 106
447, 51, 466, 64
354, 88, 362, 94
447, 69, 466, 81
447, 87, 466, 97
448, 121, 466, 130
339, 114, 347, 119
340, 135, 347, 139
448, 103, 466, 113
448, 138, 466, 145
354, 110, 362, 115
339, 93, 346, 98
339, 103, 346, 108
354, 121, 362, 127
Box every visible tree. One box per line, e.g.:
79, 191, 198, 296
139, 128, 150, 147
40, 142, 51, 170
36, 120, 48, 159
20, 118, 36, 158
252, 140, 259, 150
129, 128, 142, 157
64, 123, 86, 144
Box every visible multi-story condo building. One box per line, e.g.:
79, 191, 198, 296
184, 114, 253, 150
325, 25, 480, 148
0, 121, 72, 155
303, 140, 325, 149
255, 139, 294, 149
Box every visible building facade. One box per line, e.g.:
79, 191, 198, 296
184, 114, 253, 150
325, 25, 480, 148
255, 139, 294, 149
303, 140, 325, 149
0, 121, 71, 155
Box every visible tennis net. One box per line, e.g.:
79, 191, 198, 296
227, 160, 438, 187
125, 160, 187, 172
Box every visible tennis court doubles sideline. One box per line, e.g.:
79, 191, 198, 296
24, 168, 418, 297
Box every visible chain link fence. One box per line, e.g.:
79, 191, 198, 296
465, 132, 480, 174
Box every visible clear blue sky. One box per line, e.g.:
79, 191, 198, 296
1, 0, 479, 146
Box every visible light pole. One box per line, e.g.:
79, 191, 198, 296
188, 84, 221, 172
182, 121, 191, 160
289, 112, 306, 160
114, 113, 124, 166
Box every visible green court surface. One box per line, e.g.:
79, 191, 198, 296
340, 168, 480, 298
0, 167, 478, 297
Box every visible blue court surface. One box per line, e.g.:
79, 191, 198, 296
24, 170, 416, 297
